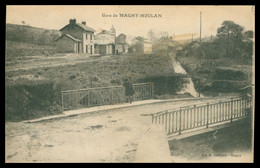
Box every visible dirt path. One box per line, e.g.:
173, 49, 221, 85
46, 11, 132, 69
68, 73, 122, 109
5, 54, 112, 72
5, 97, 233, 163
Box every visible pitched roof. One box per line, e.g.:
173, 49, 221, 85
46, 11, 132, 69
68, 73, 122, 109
116, 34, 127, 44
135, 36, 144, 41
143, 39, 152, 44
75, 23, 96, 32
55, 34, 82, 42
60, 23, 96, 32
97, 30, 111, 35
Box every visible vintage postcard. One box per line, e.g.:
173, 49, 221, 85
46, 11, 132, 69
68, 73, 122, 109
5, 5, 255, 163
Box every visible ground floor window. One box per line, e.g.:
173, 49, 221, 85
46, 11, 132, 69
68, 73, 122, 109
86, 45, 88, 53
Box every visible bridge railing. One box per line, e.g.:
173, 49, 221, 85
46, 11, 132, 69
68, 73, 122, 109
149, 97, 252, 136
61, 82, 154, 110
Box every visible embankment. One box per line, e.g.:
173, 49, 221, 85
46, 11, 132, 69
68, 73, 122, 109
6, 53, 189, 121
169, 116, 253, 162
176, 55, 252, 96
6, 41, 57, 61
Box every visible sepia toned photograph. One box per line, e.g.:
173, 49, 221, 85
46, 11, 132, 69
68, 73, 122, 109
5, 5, 255, 163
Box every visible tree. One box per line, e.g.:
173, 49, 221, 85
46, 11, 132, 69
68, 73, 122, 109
243, 30, 254, 40
242, 30, 254, 59
216, 20, 244, 42
216, 21, 244, 58
147, 29, 155, 42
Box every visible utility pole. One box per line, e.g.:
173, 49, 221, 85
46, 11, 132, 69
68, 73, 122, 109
200, 11, 202, 43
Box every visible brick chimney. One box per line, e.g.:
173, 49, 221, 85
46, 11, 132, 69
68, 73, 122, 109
82, 21, 86, 25
69, 19, 76, 24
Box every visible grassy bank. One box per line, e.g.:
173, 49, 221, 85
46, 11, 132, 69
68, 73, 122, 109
5, 41, 57, 61
5, 81, 62, 121
176, 43, 253, 96
6, 23, 61, 46
6, 53, 189, 121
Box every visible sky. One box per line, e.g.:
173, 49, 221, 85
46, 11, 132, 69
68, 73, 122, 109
6, 5, 255, 39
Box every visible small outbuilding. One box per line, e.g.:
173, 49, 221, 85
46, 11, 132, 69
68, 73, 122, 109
115, 33, 129, 54
55, 19, 95, 54
94, 30, 115, 55
55, 34, 82, 53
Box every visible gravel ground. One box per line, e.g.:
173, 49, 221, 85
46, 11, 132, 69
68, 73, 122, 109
5, 97, 234, 163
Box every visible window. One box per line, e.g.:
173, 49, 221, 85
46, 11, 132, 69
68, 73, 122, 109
86, 34, 88, 40
90, 34, 92, 40
86, 45, 88, 53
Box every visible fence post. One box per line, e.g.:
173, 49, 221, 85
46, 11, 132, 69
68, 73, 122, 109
111, 88, 113, 104
193, 105, 196, 128
165, 110, 168, 133
219, 100, 222, 121
246, 96, 251, 117
151, 82, 154, 98
231, 98, 233, 123
179, 108, 182, 135
206, 102, 209, 128
61, 92, 64, 111
88, 91, 90, 107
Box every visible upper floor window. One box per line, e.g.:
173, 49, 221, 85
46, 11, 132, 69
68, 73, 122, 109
86, 34, 88, 40
90, 34, 93, 40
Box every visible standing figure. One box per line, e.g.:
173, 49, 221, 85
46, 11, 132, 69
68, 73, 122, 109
123, 78, 135, 104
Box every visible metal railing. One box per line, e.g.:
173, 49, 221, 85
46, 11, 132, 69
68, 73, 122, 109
61, 82, 154, 110
150, 97, 252, 135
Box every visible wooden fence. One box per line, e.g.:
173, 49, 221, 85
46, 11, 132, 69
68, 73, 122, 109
150, 97, 252, 135
61, 82, 154, 110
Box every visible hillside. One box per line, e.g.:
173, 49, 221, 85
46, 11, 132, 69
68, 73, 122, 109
6, 23, 61, 46
5, 53, 189, 121
5, 41, 57, 61
176, 41, 253, 96
5, 24, 61, 61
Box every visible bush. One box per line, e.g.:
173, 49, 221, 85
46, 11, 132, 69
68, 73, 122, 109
138, 74, 189, 95
92, 76, 100, 82
213, 68, 247, 80
5, 81, 62, 121
69, 75, 76, 80
208, 80, 248, 92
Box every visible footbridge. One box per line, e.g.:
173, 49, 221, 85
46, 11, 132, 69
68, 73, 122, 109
143, 96, 252, 137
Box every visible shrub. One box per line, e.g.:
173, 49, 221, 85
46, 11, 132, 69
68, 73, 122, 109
138, 74, 189, 95
69, 75, 76, 80
213, 68, 247, 81
5, 81, 62, 121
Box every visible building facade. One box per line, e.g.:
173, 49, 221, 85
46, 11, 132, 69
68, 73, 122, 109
56, 34, 82, 53
115, 33, 129, 54
56, 20, 131, 56
56, 19, 95, 54
131, 36, 152, 54
94, 29, 116, 55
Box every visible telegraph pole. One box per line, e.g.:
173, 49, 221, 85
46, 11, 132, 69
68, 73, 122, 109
200, 11, 202, 43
